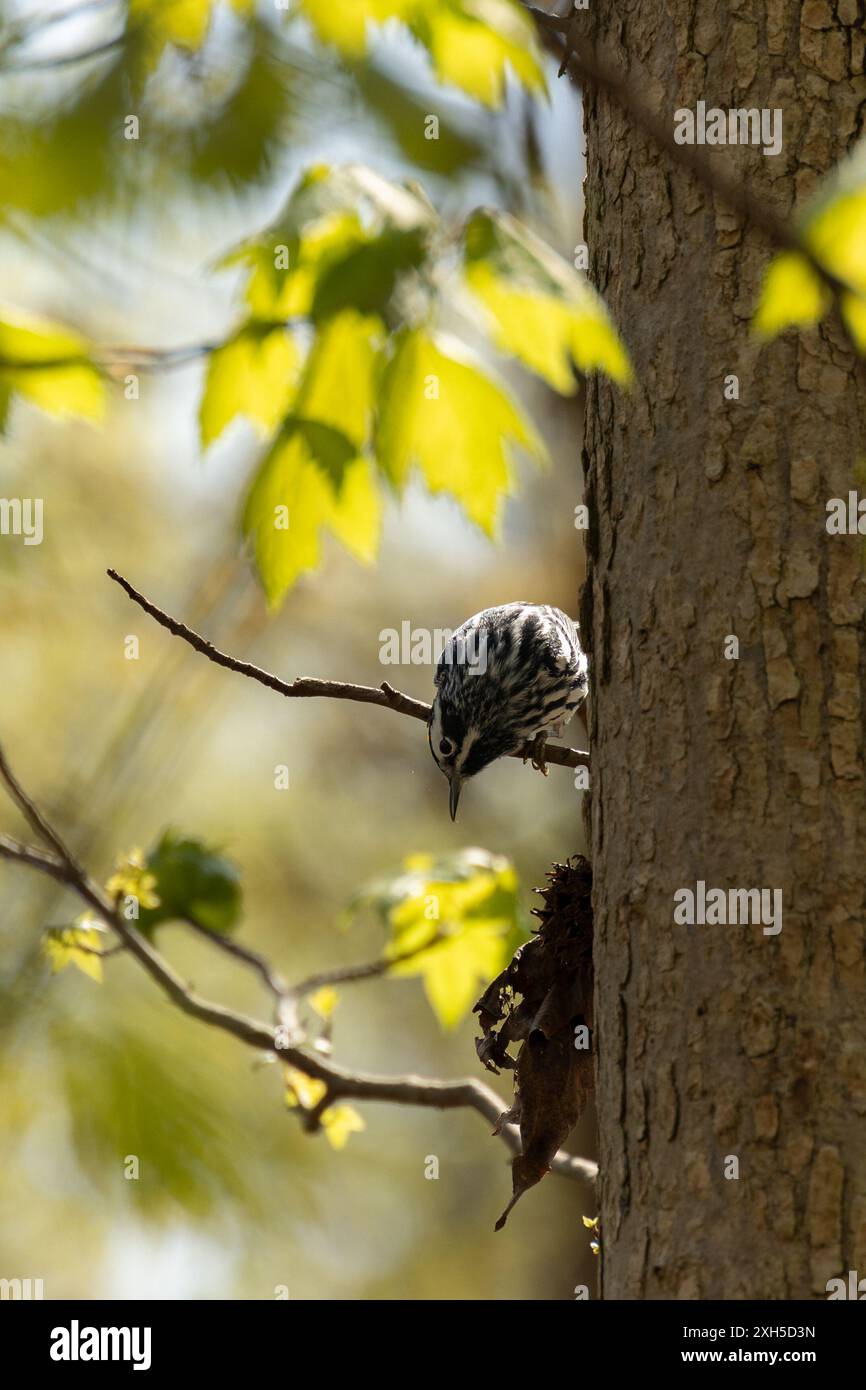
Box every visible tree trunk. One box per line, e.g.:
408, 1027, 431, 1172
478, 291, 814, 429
581, 1, 866, 1298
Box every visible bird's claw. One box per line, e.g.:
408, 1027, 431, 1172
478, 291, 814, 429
529, 732, 549, 776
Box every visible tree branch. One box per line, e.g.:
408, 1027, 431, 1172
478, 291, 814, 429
0, 747, 596, 1184
182, 916, 289, 1000
287, 933, 445, 1000
522, 5, 858, 310
106, 569, 590, 772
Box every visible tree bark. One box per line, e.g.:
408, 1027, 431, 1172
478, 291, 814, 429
581, 1, 866, 1298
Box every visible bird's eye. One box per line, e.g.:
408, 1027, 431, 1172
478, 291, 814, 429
439, 738, 453, 755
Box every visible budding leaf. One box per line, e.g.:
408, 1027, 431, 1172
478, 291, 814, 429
284, 1066, 365, 1150
308, 986, 339, 1020
43, 918, 107, 983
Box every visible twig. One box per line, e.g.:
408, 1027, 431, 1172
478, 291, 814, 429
0, 833, 71, 884
182, 916, 289, 999
288, 932, 446, 999
0, 748, 596, 1184
106, 569, 590, 773
0, 321, 304, 378
0, 749, 83, 871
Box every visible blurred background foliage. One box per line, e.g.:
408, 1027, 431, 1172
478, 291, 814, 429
0, 0, 595, 1299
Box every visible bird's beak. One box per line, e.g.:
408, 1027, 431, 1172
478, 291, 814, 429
449, 776, 461, 822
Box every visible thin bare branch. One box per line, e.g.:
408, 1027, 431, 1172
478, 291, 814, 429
288, 932, 446, 1000
0, 748, 83, 870
106, 569, 590, 772
0, 748, 596, 1184
182, 916, 289, 1000
0, 833, 69, 884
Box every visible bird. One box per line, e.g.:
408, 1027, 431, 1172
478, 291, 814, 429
428, 603, 588, 820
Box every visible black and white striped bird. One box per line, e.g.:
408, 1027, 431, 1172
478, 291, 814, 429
428, 603, 588, 820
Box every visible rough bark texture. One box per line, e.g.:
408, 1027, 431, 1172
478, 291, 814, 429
581, 2, 866, 1298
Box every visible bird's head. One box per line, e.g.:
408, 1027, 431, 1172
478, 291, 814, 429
428, 692, 504, 821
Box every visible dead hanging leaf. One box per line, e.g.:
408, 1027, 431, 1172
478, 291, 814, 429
473, 856, 594, 1230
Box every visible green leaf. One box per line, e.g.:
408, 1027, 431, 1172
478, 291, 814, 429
298, 0, 544, 106
298, 0, 419, 57
462, 209, 632, 389
43, 918, 107, 983
416, 0, 544, 108
351, 66, 486, 175
241, 309, 383, 604
0, 309, 105, 426
183, 23, 298, 188
138, 830, 243, 935
311, 225, 429, 321
753, 140, 866, 347
345, 848, 526, 1029
0, 20, 300, 213
243, 428, 381, 608
228, 164, 435, 323
0, 55, 128, 216
376, 327, 547, 535
200, 324, 300, 448
309, 985, 339, 1019
129, 0, 218, 66
321, 1104, 366, 1149
294, 309, 382, 445
753, 251, 831, 340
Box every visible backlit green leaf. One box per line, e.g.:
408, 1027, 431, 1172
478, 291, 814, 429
200, 324, 300, 448
294, 309, 382, 445
352, 66, 486, 175
229, 164, 435, 323
417, 0, 544, 108
321, 1104, 366, 1149
243, 424, 381, 607
376, 328, 547, 535
345, 848, 527, 1029
462, 209, 632, 389
284, 1066, 366, 1149
753, 252, 831, 339
0, 309, 105, 427
298, 0, 544, 106
754, 140, 866, 348
298, 0, 419, 57
129, 0, 216, 66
